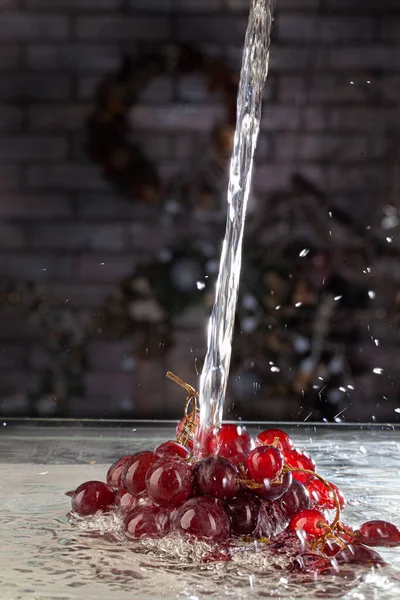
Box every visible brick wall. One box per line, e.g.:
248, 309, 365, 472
0, 0, 399, 420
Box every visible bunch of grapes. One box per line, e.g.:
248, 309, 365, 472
66, 376, 400, 576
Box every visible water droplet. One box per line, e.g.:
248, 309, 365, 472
373, 368, 384, 374
196, 281, 206, 290
334, 295, 342, 301
295, 302, 302, 307
368, 290, 376, 299
299, 249, 309, 257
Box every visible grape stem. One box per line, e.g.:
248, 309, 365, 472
282, 466, 341, 532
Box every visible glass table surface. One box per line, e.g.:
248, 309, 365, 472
1, 420, 400, 600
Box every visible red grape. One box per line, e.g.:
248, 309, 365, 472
279, 479, 311, 520
124, 504, 171, 539
203, 424, 253, 466
253, 502, 283, 538
289, 509, 328, 539
284, 449, 316, 484
155, 440, 190, 459
255, 471, 292, 501
145, 456, 193, 508
225, 491, 260, 535
255, 428, 293, 453
71, 481, 115, 516
247, 446, 284, 483
172, 497, 231, 542
307, 479, 346, 510
194, 456, 239, 501
358, 520, 400, 547
335, 544, 386, 567
106, 455, 132, 489
115, 486, 139, 516
290, 552, 333, 575
122, 451, 156, 496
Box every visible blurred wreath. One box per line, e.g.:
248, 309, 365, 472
87, 44, 238, 204
97, 240, 218, 358
0, 281, 90, 416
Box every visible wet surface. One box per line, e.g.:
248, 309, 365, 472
1, 422, 400, 599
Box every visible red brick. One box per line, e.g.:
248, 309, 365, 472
328, 107, 397, 131
28, 105, 88, 132
0, 166, 21, 190
327, 165, 388, 192
0, 45, 20, 70
324, 0, 399, 10
0, 224, 25, 248
0, 136, 67, 161
277, 14, 374, 43
75, 194, 160, 220
45, 283, 114, 308
76, 254, 138, 283
269, 46, 316, 71
0, 12, 68, 40
0, 253, 74, 281
0, 194, 71, 218
274, 133, 368, 162
27, 44, 120, 72
0, 75, 71, 101
0, 346, 26, 371
27, 164, 107, 190
85, 372, 135, 398
75, 16, 170, 40
329, 46, 400, 70
178, 0, 223, 11
27, 0, 122, 8
0, 106, 24, 131
87, 340, 135, 371
130, 0, 173, 9
30, 223, 127, 251
177, 15, 247, 44
131, 104, 224, 132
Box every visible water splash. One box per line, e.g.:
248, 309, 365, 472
198, 0, 275, 432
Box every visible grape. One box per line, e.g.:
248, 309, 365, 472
115, 486, 139, 516
358, 520, 400, 547
172, 497, 231, 542
255, 428, 293, 453
155, 440, 190, 459
284, 449, 316, 484
71, 481, 115, 516
124, 504, 171, 539
203, 424, 253, 466
307, 478, 346, 510
255, 471, 292, 502
288, 509, 328, 539
106, 455, 132, 489
145, 456, 193, 508
290, 552, 333, 575
247, 446, 284, 483
194, 456, 239, 500
335, 544, 386, 567
279, 480, 311, 520
122, 451, 156, 496
253, 502, 283, 538
225, 491, 260, 535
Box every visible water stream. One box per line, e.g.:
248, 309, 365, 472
199, 0, 275, 432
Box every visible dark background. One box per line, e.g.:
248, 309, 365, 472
0, 0, 399, 422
